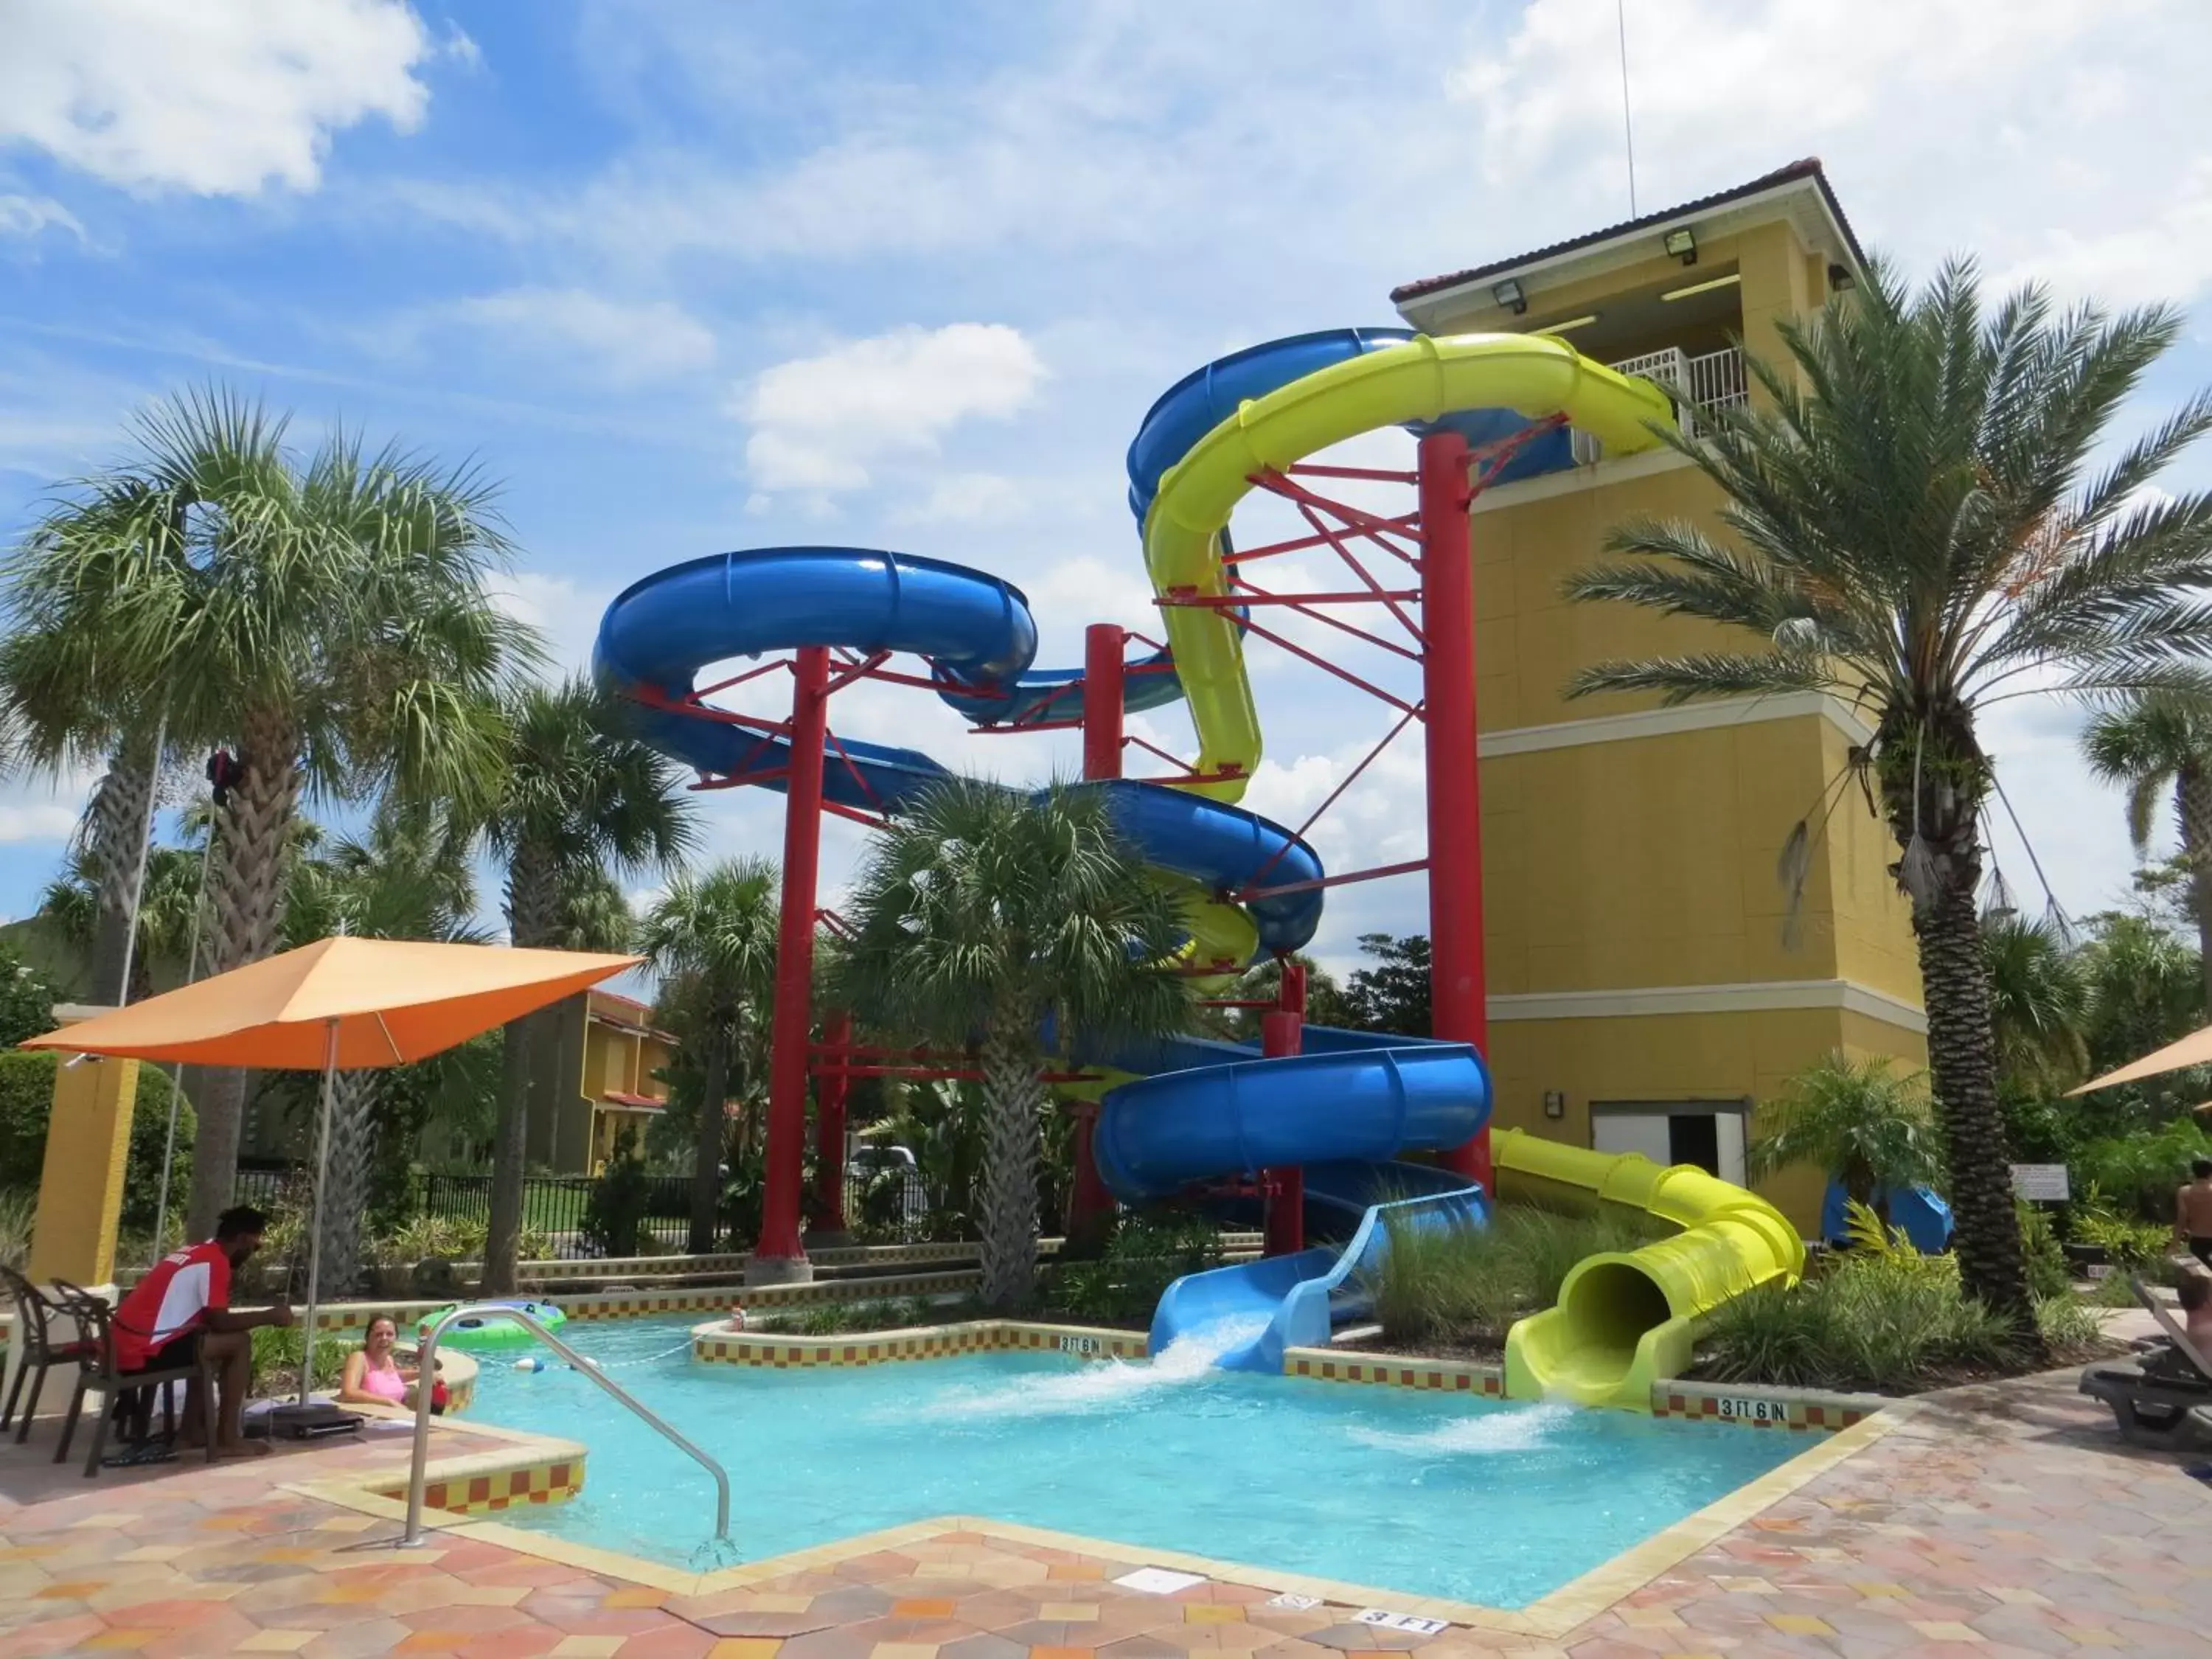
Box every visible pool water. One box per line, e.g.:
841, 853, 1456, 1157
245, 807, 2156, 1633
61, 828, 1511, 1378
461, 1318, 1804, 1608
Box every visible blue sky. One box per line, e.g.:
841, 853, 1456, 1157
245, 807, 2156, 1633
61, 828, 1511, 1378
1, 0, 2210, 976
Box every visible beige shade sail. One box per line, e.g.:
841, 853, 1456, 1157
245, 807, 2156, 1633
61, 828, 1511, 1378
2070, 1023, 2212, 1096
21, 936, 644, 1068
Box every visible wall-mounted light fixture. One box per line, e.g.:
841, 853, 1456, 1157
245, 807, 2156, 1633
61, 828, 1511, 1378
1663, 227, 1697, 265
1543, 1089, 1566, 1120
1492, 278, 1528, 316
1660, 272, 1741, 303
1531, 313, 1599, 337
1829, 262, 1857, 292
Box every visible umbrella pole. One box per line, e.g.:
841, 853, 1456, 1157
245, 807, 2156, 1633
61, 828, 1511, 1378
297, 1020, 339, 1405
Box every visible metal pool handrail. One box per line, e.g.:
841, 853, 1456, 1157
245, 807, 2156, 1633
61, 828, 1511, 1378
399, 1301, 730, 1546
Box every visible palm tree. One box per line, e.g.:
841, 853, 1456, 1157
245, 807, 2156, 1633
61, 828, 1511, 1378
833, 779, 1191, 1310
283, 806, 485, 1293
641, 858, 780, 1252
1, 389, 537, 1237
2, 478, 188, 1007
1746, 1054, 1945, 1214
38, 841, 208, 1003
480, 678, 695, 1293
1981, 915, 2090, 1092
2084, 695, 2212, 1018
1562, 258, 2212, 1332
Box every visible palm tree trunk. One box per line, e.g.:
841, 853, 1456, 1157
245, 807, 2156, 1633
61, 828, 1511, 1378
486, 845, 559, 1294
83, 731, 159, 1007
185, 714, 302, 1239
2178, 762, 2212, 1021
316, 1069, 379, 1298
976, 1023, 1043, 1312
1915, 871, 2038, 1341
484, 1017, 533, 1294
689, 1026, 731, 1254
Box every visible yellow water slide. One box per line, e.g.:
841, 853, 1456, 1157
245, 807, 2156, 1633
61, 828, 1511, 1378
1138, 333, 1801, 1409
1495, 1130, 1806, 1411
1141, 332, 1675, 804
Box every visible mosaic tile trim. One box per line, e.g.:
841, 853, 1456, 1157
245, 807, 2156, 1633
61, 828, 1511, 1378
1281, 1346, 1506, 1395
376, 1453, 583, 1517
299, 1267, 982, 1338
693, 1318, 1147, 1368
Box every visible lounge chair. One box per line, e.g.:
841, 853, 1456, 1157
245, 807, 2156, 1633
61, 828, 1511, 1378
2078, 1274, 2212, 1452
0, 1266, 97, 1444
46, 1282, 215, 1478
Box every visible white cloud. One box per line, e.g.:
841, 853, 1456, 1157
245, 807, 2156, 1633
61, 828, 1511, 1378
739, 323, 1046, 494
0, 194, 83, 241
439, 288, 716, 384
0, 802, 81, 844
0, 0, 435, 196
891, 472, 1026, 527
1450, 0, 2212, 304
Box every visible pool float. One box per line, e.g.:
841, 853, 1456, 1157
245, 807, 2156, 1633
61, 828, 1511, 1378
419, 1300, 566, 1351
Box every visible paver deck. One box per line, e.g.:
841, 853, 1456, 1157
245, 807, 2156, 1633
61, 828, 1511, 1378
1, 1364, 2206, 1658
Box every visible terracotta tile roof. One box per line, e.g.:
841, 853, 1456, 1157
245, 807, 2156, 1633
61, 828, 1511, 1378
1390, 158, 1866, 305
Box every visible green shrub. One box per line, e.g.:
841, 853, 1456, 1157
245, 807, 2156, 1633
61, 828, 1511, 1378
2075, 1120, 2212, 1221
2014, 1200, 2074, 1299
250, 1323, 350, 1388
1699, 1215, 2109, 1394
1044, 1213, 1225, 1323
0, 1051, 194, 1228
2067, 1180, 2172, 1268
582, 1133, 651, 1258
1362, 1203, 1667, 1348
0, 1186, 32, 1271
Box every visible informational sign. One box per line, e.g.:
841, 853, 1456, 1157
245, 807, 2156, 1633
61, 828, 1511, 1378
2011, 1164, 2070, 1201
1057, 1334, 1103, 1355
1266, 1594, 1321, 1611
1357, 1610, 1451, 1635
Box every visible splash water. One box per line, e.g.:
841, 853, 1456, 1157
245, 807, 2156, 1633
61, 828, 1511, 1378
905, 1314, 1268, 1421
1348, 1399, 1575, 1455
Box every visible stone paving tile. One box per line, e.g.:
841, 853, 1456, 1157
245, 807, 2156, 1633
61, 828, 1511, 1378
4, 1368, 2212, 1655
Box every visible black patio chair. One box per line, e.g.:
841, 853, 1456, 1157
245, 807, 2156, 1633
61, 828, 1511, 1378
0, 1265, 97, 1444
46, 1281, 215, 1478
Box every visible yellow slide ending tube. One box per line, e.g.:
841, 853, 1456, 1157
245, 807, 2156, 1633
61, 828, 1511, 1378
1141, 333, 1675, 803
1495, 1128, 1806, 1412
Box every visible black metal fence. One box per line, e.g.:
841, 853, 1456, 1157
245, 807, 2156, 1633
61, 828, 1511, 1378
232, 1164, 942, 1252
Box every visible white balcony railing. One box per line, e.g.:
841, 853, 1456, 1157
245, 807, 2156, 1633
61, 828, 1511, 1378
1604, 344, 1747, 439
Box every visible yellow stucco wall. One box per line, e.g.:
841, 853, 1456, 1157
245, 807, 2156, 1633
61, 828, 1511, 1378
1487, 1004, 1927, 1231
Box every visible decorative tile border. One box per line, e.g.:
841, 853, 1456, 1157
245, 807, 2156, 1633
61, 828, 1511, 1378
1282, 1347, 1506, 1396
291, 1420, 591, 1523
692, 1318, 1146, 1368
297, 1267, 983, 1339
1288, 1347, 1886, 1433
1651, 1377, 1889, 1430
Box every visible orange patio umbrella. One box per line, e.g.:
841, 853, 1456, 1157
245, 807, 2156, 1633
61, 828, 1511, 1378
25, 936, 643, 1404
2070, 1023, 2212, 1095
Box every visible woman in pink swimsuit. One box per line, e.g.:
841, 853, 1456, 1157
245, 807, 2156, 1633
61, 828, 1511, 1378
338, 1315, 421, 1408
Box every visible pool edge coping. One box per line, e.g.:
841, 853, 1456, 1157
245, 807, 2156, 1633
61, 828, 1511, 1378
282, 1342, 1912, 1634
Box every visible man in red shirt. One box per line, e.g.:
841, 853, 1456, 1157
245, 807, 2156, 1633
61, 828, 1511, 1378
113, 1206, 294, 1457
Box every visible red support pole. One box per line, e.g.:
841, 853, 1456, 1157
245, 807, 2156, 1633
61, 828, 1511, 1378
813, 1008, 852, 1237
1262, 960, 1307, 1256
1067, 623, 1127, 1254
754, 644, 828, 1280
1419, 430, 1493, 1193
1082, 622, 1125, 782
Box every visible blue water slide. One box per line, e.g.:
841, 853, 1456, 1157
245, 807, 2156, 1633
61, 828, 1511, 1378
1820, 1181, 1955, 1255
592, 547, 1326, 954
599, 326, 1522, 1377
1094, 1024, 1490, 1371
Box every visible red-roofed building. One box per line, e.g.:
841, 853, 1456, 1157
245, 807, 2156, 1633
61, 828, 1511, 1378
523, 987, 681, 1175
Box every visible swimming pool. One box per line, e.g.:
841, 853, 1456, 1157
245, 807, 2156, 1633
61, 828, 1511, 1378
461, 1317, 1806, 1609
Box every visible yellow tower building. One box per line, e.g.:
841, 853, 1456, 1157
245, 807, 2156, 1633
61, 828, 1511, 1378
1391, 161, 1925, 1229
